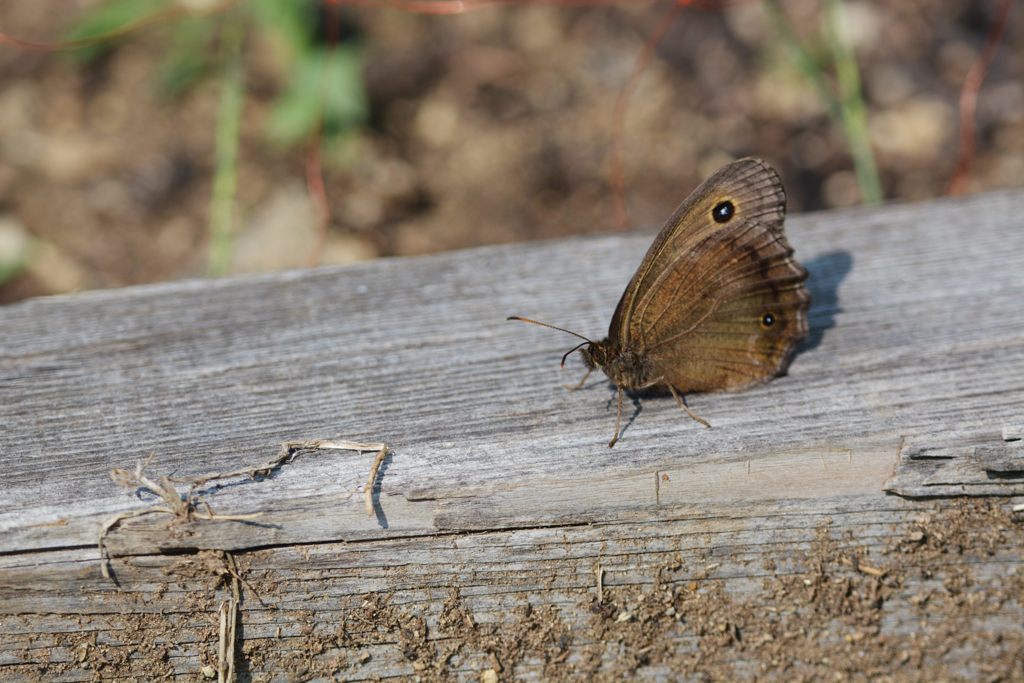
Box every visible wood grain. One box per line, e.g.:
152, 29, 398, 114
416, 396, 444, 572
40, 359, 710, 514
1, 190, 1023, 679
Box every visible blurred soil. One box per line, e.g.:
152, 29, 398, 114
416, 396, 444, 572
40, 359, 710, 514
0, 0, 1021, 303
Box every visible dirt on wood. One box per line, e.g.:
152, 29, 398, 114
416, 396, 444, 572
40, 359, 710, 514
297, 500, 1019, 681
16, 498, 1019, 681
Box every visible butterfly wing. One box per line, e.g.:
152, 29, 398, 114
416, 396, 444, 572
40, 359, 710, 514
609, 158, 809, 392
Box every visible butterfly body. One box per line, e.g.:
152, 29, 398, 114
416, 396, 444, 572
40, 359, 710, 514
511, 157, 810, 447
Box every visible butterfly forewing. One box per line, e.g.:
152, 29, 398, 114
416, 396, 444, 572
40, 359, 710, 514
609, 157, 809, 392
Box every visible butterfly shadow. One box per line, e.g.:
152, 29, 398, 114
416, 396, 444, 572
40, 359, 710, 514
797, 250, 854, 354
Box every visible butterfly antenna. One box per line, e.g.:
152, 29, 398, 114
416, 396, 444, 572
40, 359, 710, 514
506, 316, 593, 343
560, 340, 590, 368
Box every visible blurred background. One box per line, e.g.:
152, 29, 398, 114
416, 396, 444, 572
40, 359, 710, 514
0, 0, 1020, 303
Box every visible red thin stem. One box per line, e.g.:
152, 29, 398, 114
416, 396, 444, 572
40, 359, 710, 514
609, 0, 689, 230
607, 0, 749, 230
327, 0, 657, 12
305, 4, 345, 268
948, 0, 1014, 196
305, 135, 331, 268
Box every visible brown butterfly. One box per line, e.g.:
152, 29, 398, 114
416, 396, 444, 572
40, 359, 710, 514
510, 158, 810, 447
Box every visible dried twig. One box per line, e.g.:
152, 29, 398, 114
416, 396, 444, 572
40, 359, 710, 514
100, 459, 262, 582
365, 443, 390, 516
99, 508, 172, 581
839, 555, 887, 577
97, 434, 394, 683
171, 550, 244, 683
217, 599, 236, 683
217, 554, 241, 683
276, 439, 390, 516
99, 438, 391, 580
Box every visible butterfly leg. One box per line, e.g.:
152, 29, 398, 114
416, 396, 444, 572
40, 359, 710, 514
667, 384, 711, 429
564, 367, 593, 391
608, 386, 624, 448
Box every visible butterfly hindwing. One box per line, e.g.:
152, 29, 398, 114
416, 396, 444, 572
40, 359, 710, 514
609, 157, 809, 392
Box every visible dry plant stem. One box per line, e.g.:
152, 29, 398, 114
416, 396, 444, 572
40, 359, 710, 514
99, 438, 390, 579
98, 440, 388, 678
365, 444, 390, 516
214, 551, 243, 683
218, 593, 239, 682
838, 554, 886, 577
99, 508, 173, 581
274, 439, 391, 516
265, 439, 389, 516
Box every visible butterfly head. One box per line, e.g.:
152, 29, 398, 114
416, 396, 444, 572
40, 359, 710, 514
582, 339, 653, 391
579, 337, 626, 383
578, 338, 612, 370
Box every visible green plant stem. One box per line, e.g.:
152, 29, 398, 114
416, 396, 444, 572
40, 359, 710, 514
207, 10, 246, 278
824, 0, 882, 204
764, 0, 882, 205
0, 237, 36, 286
763, 0, 843, 122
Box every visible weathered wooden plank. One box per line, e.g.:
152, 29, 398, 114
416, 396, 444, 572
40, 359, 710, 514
2, 190, 1023, 558
2, 190, 1024, 679
1, 499, 1022, 680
